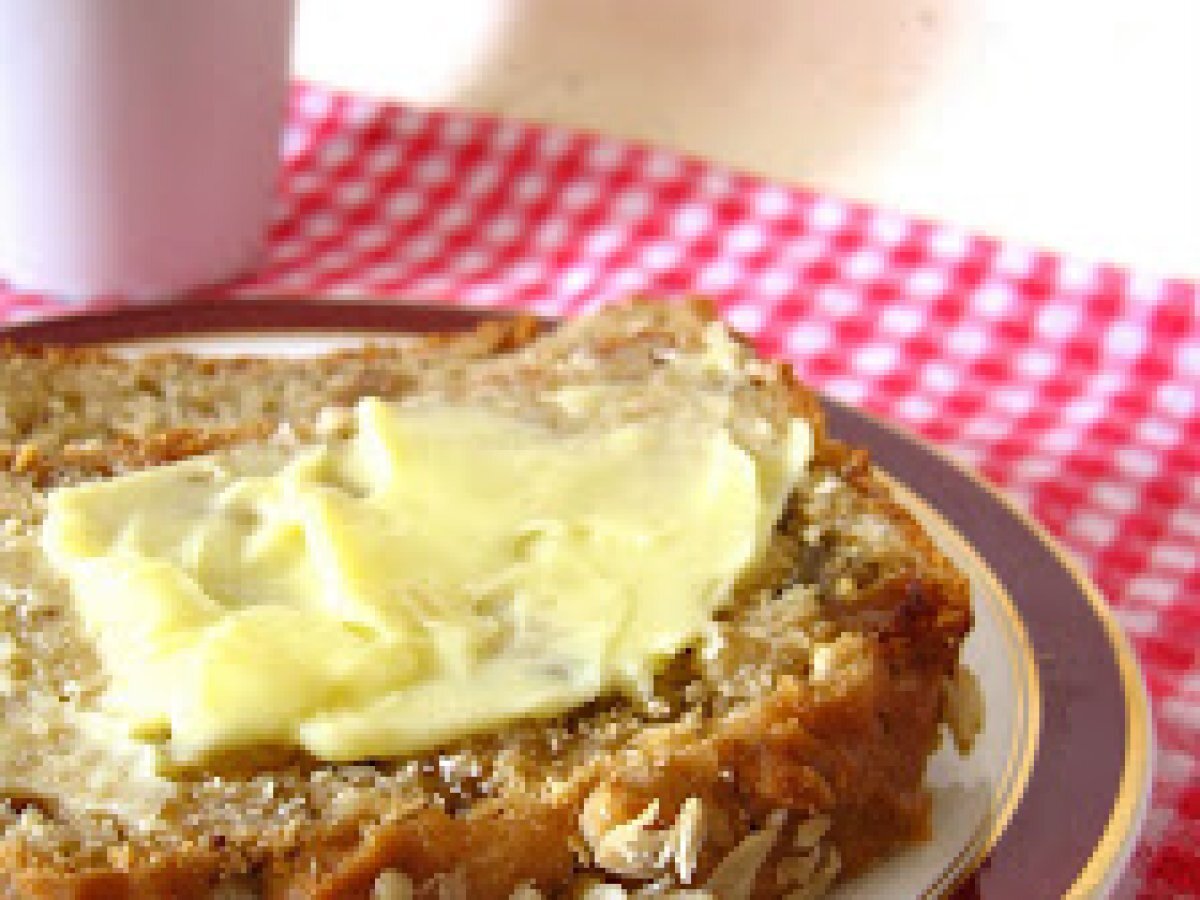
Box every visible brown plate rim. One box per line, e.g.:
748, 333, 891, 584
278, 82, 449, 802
0, 299, 1153, 898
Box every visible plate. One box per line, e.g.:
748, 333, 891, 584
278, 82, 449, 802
2, 299, 1153, 898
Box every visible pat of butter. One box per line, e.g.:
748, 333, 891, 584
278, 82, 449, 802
42, 398, 811, 763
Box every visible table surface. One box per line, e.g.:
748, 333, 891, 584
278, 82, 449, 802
292, 0, 1200, 281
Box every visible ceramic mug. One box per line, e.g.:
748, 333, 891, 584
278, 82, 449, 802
0, 0, 294, 298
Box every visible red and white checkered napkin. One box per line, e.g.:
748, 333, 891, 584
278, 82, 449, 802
3, 83, 1199, 895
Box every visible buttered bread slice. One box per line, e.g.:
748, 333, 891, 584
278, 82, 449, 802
0, 302, 975, 899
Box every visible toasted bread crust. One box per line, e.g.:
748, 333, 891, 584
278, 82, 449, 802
0, 302, 972, 899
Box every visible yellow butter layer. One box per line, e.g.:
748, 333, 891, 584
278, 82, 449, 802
42, 398, 811, 763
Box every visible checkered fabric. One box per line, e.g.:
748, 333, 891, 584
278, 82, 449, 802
2, 84, 1197, 896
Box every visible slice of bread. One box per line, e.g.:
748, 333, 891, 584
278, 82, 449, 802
0, 302, 974, 899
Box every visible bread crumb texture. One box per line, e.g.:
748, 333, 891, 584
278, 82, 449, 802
0, 302, 974, 898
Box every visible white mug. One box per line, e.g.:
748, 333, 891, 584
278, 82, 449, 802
0, 0, 294, 298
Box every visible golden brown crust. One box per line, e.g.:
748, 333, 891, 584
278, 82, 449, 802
267, 572, 963, 898
0, 301, 972, 899
9, 856, 226, 900
0, 316, 543, 457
